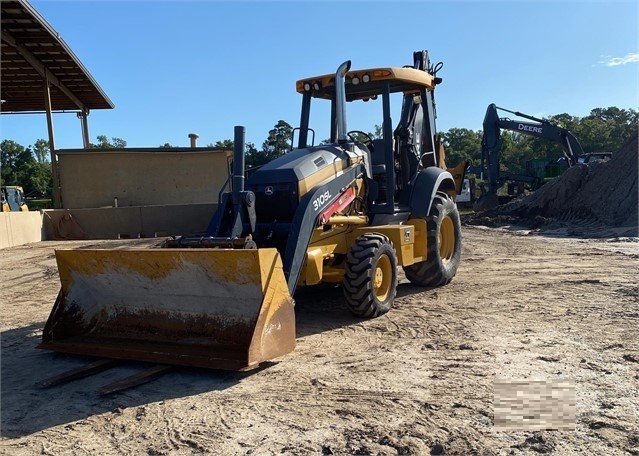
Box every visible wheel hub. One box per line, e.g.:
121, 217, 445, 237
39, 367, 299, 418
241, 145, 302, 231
374, 267, 384, 288
439, 215, 456, 262
373, 255, 392, 301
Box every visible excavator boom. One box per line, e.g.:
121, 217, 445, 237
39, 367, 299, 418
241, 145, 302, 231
475, 103, 585, 210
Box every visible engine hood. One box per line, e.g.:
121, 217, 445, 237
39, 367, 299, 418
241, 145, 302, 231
247, 144, 365, 199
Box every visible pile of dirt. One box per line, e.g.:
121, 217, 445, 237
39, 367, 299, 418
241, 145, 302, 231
471, 130, 638, 235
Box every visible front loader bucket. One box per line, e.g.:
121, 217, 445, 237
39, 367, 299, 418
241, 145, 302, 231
39, 248, 296, 371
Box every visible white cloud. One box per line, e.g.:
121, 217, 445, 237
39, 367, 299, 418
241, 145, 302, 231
603, 53, 639, 67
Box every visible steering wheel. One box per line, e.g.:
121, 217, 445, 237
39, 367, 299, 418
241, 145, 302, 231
347, 130, 374, 148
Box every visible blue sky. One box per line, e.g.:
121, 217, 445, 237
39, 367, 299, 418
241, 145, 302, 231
3, 0, 638, 150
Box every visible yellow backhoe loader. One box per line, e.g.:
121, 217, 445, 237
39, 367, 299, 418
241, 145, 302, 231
40, 50, 463, 371
1, 185, 29, 212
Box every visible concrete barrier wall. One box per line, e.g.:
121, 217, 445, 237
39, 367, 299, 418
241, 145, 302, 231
2, 148, 229, 246
42, 203, 217, 240
56, 147, 231, 209
0, 212, 44, 248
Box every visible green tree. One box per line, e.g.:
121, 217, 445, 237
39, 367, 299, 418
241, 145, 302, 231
32, 139, 50, 164
26, 139, 53, 196
261, 120, 293, 162
24, 161, 52, 197
575, 107, 638, 152
210, 139, 261, 168
0, 139, 52, 197
440, 128, 482, 167
90, 135, 127, 149
210, 139, 234, 148
243, 142, 262, 168
1, 140, 34, 186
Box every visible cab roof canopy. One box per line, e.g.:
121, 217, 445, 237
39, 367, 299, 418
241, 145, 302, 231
1, 0, 114, 113
296, 66, 436, 102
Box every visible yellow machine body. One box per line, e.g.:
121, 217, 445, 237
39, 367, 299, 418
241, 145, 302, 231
299, 219, 429, 286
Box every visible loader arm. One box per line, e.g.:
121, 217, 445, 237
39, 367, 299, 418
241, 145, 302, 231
283, 165, 364, 294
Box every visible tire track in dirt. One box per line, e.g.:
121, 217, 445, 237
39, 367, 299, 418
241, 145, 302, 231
1, 227, 637, 455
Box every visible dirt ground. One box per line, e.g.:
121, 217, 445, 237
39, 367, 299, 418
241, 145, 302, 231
1, 225, 637, 455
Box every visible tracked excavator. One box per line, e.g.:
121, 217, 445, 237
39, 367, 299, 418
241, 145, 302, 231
40, 51, 462, 371
474, 104, 583, 211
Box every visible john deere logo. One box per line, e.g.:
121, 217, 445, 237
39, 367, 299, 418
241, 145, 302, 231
265, 186, 274, 196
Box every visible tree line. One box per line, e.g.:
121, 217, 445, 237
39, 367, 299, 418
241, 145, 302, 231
2, 106, 636, 199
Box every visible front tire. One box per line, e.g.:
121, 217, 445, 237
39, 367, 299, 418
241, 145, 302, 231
404, 192, 461, 287
343, 234, 398, 318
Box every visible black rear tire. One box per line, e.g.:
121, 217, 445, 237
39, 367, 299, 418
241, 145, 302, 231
343, 234, 398, 318
404, 192, 461, 287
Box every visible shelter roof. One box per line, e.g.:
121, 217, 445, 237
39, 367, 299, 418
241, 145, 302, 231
1, 0, 114, 113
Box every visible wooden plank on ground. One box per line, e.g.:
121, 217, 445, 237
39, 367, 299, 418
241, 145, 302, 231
99, 365, 173, 395
37, 359, 120, 388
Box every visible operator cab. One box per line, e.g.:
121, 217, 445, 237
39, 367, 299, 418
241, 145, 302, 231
294, 52, 444, 221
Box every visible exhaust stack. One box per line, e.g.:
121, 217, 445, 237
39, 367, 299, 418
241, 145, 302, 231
232, 126, 245, 199
335, 60, 351, 143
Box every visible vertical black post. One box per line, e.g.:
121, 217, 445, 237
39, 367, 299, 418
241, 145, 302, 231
382, 82, 395, 212
232, 126, 245, 203
482, 106, 501, 195
335, 60, 351, 144
298, 92, 311, 148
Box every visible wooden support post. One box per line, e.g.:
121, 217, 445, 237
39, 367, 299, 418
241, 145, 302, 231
44, 77, 62, 208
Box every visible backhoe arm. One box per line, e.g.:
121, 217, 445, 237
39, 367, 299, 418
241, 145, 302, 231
481, 104, 584, 193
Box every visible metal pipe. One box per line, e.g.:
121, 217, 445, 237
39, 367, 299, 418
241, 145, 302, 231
326, 215, 368, 226
382, 81, 394, 210
335, 60, 351, 143
78, 109, 90, 149
232, 126, 245, 200
188, 133, 199, 147
498, 105, 552, 126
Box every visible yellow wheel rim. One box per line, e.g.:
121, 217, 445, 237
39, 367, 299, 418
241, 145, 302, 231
439, 215, 456, 263
373, 255, 393, 301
